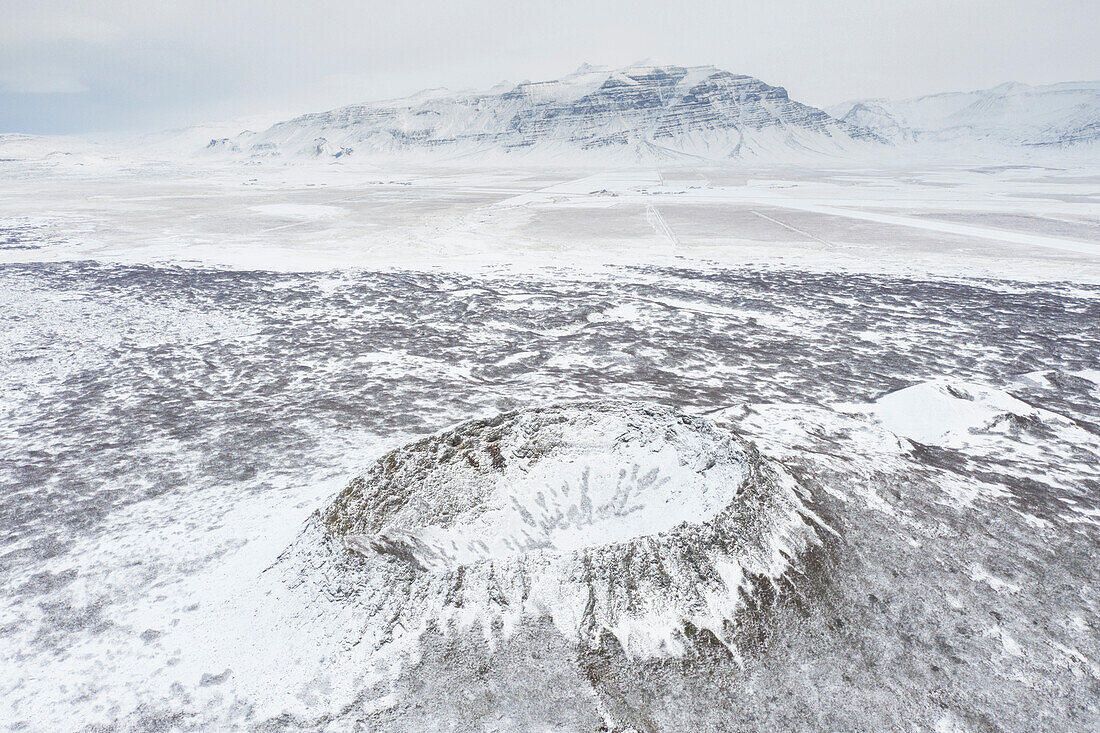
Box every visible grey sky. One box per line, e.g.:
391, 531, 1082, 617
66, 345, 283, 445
1, 0, 1096, 134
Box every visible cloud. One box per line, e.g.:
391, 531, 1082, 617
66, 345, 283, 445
0, 0, 1096, 134
0, 9, 122, 46
0, 68, 89, 95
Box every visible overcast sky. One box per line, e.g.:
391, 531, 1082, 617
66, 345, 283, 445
1, 0, 1096, 134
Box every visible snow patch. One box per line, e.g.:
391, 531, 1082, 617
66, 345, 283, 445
869, 380, 1037, 448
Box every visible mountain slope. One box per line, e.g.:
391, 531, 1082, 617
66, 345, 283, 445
221, 63, 882, 162
828, 81, 1100, 147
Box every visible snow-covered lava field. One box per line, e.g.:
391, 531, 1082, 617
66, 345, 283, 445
1, 149, 1099, 730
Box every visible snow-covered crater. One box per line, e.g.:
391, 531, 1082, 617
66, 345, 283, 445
283, 402, 823, 659
326, 403, 748, 569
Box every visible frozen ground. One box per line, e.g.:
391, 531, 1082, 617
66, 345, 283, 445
1, 148, 1099, 730
0, 143, 1098, 281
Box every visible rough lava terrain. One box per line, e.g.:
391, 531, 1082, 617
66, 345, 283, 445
2, 259, 1098, 730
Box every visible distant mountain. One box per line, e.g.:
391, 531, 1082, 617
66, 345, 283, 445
214, 63, 883, 162
828, 81, 1100, 147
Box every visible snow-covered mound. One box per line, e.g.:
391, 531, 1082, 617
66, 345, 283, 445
223, 63, 882, 163
866, 379, 1100, 455
280, 401, 821, 659
828, 81, 1100, 148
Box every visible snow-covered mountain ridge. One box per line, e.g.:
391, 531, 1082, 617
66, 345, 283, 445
828, 80, 1100, 147
214, 63, 883, 162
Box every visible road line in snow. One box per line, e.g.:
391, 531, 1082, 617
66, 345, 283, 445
646, 203, 679, 249
769, 201, 1097, 255
751, 210, 834, 247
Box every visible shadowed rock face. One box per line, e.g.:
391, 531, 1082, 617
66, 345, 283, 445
237, 64, 882, 159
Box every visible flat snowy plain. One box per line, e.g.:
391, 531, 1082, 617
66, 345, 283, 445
1, 141, 1099, 729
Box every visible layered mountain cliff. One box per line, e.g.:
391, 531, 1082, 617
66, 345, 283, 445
828, 81, 1100, 147
219, 63, 883, 162
206, 67, 1099, 163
